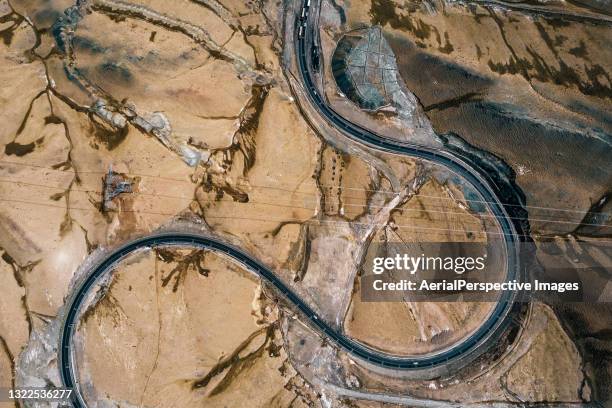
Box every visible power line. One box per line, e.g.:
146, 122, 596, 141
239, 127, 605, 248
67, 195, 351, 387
1, 159, 608, 216
0, 182, 485, 229
1, 177, 610, 229
1, 196, 485, 236
3, 196, 610, 241
0, 160, 600, 214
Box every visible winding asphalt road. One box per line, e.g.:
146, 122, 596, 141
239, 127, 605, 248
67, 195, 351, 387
294, 0, 522, 354
58, 2, 523, 406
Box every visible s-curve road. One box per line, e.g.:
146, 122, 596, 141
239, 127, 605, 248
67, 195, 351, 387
59, 3, 524, 406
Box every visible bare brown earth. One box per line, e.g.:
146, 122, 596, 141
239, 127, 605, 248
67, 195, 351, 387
0, 0, 606, 406
75, 247, 312, 407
